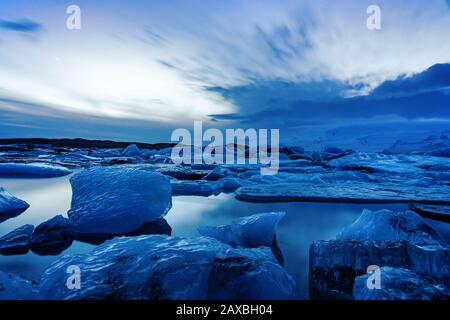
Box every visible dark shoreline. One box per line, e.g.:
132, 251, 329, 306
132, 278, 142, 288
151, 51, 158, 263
0, 138, 175, 150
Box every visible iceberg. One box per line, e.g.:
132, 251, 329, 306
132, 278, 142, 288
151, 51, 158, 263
0, 187, 30, 223
409, 203, 450, 223
384, 135, 450, 155
353, 267, 449, 300
0, 224, 34, 255
0, 271, 40, 300
198, 212, 285, 264
309, 240, 450, 300
202, 167, 226, 181
39, 235, 296, 300
235, 180, 450, 204
222, 178, 243, 192
336, 209, 445, 245
68, 167, 172, 235
0, 163, 72, 178
31, 215, 74, 256
122, 144, 141, 157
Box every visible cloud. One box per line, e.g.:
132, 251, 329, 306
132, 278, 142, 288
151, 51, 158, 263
371, 64, 450, 98
0, 19, 42, 33
211, 64, 450, 128
1, 0, 450, 144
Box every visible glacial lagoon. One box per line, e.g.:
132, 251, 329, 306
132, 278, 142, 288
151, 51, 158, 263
2, 174, 448, 299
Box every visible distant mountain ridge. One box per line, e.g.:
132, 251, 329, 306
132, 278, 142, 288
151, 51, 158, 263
0, 138, 175, 150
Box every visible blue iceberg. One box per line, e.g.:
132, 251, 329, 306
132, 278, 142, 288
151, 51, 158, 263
0, 224, 34, 255
0, 187, 29, 223
353, 267, 449, 300
39, 235, 297, 300
30, 215, 74, 256
0, 163, 72, 178
336, 209, 446, 245
68, 167, 172, 235
198, 212, 285, 248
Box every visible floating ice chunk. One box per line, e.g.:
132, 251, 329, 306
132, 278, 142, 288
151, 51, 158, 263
0, 163, 72, 178
222, 178, 243, 192
90, 149, 122, 158
202, 167, 226, 181
309, 240, 450, 300
353, 267, 450, 300
39, 235, 296, 300
0, 271, 40, 300
198, 212, 285, 248
68, 167, 172, 235
122, 144, 141, 157
0, 187, 29, 223
336, 209, 445, 245
0, 224, 34, 255
235, 181, 450, 204
384, 135, 450, 155
198, 212, 286, 264
31, 215, 74, 256
409, 203, 450, 223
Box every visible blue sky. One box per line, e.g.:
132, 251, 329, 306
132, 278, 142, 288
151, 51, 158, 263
1, 0, 450, 148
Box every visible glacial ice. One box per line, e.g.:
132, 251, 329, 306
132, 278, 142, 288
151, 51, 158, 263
336, 209, 446, 245
384, 135, 450, 156
409, 203, 450, 223
122, 144, 141, 157
202, 167, 226, 181
235, 181, 450, 204
0, 271, 40, 300
0, 224, 34, 255
30, 215, 74, 256
39, 235, 297, 300
309, 206, 449, 300
0, 188, 30, 223
68, 167, 172, 235
0, 163, 72, 178
198, 212, 286, 264
309, 240, 450, 300
353, 267, 449, 300
198, 212, 285, 248
221, 178, 243, 192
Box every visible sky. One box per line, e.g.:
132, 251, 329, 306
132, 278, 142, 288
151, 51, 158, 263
0, 0, 450, 149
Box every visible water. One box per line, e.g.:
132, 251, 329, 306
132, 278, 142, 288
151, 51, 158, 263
1, 175, 449, 299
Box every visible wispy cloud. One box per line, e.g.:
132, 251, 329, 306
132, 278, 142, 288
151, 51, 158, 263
0, 19, 42, 33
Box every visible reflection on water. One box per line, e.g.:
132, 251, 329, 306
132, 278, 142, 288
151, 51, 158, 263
1, 175, 449, 299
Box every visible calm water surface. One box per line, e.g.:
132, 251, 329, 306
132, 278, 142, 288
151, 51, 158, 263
1, 175, 448, 299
